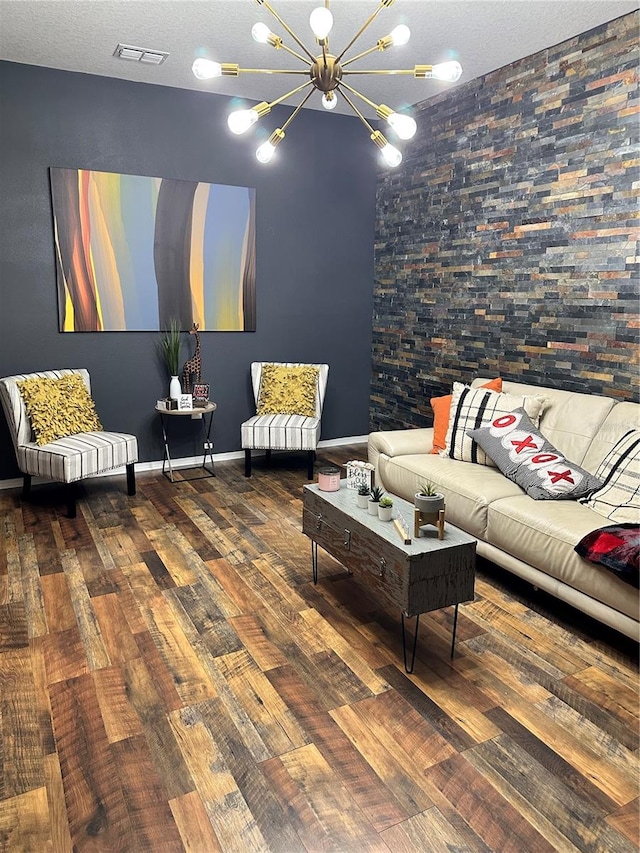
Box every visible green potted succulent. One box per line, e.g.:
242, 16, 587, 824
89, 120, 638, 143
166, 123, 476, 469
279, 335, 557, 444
356, 483, 371, 508
415, 481, 445, 513
378, 494, 393, 521
158, 319, 182, 399
368, 485, 385, 516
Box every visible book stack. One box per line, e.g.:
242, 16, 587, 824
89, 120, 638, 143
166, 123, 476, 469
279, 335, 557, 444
156, 398, 179, 411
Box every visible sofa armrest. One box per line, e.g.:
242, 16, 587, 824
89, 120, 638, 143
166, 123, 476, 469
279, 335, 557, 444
368, 428, 434, 462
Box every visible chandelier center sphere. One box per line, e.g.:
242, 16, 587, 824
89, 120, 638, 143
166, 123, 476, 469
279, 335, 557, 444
310, 54, 343, 93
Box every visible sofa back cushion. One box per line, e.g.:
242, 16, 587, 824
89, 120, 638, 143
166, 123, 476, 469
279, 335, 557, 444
496, 381, 617, 466
582, 401, 640, 473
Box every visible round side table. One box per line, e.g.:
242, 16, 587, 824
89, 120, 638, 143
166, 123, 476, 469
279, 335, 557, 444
155, 402, 217, 483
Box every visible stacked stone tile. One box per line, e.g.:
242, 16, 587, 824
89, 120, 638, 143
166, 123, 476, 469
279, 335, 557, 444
372, 12, 639, 431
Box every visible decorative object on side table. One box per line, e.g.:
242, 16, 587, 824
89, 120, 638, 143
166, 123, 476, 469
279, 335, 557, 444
159, 318, 182, 400
414, 482, 446, 539
368, 485, 384, 516
378, 495, 393, 521
193, 383, 210, 407
181, 323, 202, 393
356, 484, 371, 508
345, 460, 375, 491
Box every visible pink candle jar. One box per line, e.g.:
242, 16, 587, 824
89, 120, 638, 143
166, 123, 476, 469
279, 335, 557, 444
317, 466, 340, 491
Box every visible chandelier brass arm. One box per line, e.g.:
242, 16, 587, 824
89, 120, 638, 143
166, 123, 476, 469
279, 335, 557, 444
193, 0, 462, 167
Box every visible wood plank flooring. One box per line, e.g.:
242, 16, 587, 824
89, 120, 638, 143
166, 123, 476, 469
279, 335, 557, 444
0, 444, 638, 852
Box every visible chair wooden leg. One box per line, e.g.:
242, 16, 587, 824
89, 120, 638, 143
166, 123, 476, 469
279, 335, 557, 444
22, 474, 31, 498
244, 449, 252, 478
307, 450, 315, 481
126, 463, 136, 496
66, 483, 77, 519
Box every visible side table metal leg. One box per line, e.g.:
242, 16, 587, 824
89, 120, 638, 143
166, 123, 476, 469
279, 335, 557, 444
202, 411, 216, 476
450, 603, 459, 660
401, 613, 420, 674
160, 415, 175, 483
311, 541, 318, 584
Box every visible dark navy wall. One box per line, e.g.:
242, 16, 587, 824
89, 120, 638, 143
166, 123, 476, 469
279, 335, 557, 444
0, 62, 376, 478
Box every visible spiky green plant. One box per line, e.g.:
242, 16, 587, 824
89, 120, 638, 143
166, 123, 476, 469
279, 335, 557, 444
159, 319, 181, 376
369, 486, 384, 502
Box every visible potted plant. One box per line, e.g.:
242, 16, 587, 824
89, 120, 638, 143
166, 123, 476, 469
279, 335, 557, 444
356, 483, 371, 508
368, 485, 384, 515
378, 495, 393, 521
415, 481, 445, 513
159, 319, 182, 399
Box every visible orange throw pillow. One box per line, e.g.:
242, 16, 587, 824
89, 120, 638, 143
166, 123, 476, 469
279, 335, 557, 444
430, 378, 502, 454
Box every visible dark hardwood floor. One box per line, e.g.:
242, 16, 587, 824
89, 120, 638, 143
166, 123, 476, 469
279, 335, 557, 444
0, 443, 638, 852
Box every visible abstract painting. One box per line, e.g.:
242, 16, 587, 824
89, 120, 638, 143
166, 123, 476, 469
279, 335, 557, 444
50, 168, 256, 332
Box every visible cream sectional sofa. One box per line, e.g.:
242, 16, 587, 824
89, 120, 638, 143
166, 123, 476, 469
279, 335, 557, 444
368, 379, 640, 641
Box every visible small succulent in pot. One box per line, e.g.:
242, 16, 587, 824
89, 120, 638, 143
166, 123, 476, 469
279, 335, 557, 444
378, 494, 394, 521
368, 485, 385, 514
356, 483, 371, 508
415, 481, 444, 513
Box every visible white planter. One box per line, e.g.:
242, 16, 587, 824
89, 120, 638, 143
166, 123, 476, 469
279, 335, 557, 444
367, 500, 379, 516
414, 492, 445, 513
356, 493, 369, 509
378, 505, 393, 521
169, 375, 182, 400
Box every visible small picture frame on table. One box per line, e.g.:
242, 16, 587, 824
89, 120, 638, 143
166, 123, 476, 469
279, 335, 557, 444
178, 394, 193, 411
193, 383, 210, 407
345, 460, 375, 491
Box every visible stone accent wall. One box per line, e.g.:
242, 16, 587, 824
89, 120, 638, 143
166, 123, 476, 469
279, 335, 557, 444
372, 12, 639, 431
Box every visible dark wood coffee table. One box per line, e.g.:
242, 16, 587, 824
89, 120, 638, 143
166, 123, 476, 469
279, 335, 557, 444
302, 481, 476, 672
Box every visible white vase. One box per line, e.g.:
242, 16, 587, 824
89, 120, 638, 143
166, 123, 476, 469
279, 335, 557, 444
367, 500, 379, 516
169, 375, 182, 400
356, 494, 369, 509
378, 505, 393, 522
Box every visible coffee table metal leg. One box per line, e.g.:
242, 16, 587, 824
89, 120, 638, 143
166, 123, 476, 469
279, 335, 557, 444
401, 613, 420, 674
312, 541, 318, 584
450, 603, 459, 660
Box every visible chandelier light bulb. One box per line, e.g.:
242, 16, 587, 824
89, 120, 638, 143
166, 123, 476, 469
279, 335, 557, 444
431, 61, 463, 82
256, 141, 276, 163
381, 143, 403, 168
389, 25, 411, 46
387, 112, 417, 140
251, 22, 271, 44
227, 109, 259, 135
192, 58, 222, 79
322, 92, 338, 110
309, 7, 334, 40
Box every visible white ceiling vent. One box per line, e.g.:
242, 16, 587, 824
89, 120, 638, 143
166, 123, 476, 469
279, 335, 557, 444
114, 44, 169, 65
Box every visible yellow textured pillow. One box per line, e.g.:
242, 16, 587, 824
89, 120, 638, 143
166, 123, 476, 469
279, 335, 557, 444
257, 365, 319, 417
17, 374, 103, 446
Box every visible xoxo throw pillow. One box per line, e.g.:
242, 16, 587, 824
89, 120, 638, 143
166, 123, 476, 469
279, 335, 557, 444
467, 408, 603, 500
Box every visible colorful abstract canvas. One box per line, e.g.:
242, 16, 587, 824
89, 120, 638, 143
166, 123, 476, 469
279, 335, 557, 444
50, 168, 256, 332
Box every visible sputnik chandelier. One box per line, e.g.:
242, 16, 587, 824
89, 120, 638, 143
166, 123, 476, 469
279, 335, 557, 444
192, 0, 462, 167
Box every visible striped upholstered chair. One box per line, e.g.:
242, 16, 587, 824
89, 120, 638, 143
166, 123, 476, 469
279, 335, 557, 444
0, 369, 138, 518
241, 362, 329, 479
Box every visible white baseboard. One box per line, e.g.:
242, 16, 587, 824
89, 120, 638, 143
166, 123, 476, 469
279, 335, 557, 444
0, 436, 369, 491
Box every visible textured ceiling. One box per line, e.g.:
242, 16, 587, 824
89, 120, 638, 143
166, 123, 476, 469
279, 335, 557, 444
1, 1, 638, 118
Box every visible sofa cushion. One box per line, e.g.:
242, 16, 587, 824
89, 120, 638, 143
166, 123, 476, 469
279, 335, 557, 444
430, 378, 502, 454
467, 408, 603, 500
500, 380, 617, 466
486, 495, 639, 620
443, 383, 546, 467
377, 452, 522, 539
580, 429, 640, 523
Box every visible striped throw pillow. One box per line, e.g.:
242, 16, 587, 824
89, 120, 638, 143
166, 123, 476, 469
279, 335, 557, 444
442, 383, 546, 467
580, 429, 640, 523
